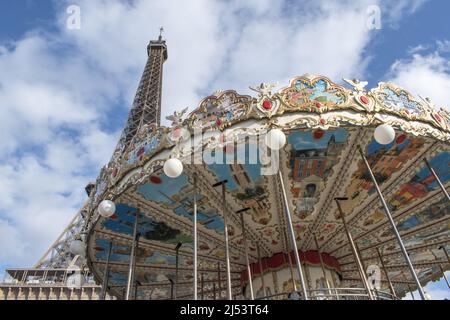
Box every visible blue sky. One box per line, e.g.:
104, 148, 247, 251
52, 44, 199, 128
0, 0, 449, 299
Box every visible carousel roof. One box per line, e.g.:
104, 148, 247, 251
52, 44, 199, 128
86, 74, 450, 299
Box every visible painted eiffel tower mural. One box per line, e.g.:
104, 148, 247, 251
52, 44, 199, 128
0, 32, 167, 300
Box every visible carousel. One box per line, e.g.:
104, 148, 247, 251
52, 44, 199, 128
78, 46, 450, 301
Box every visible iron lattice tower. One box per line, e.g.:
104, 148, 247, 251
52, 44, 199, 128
116, 34, 168, 153
1, 33, 168, 300
33, 33, 168, 270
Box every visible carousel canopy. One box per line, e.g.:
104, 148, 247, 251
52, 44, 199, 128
85, 75, 450, 299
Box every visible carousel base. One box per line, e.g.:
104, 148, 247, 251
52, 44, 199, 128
150, 288, 397, 300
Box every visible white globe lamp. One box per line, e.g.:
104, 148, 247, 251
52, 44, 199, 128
69, 240, 85, 257
164, 158, 183, 178
374, 124, 396, 145
265, 129, 287, 150
98, 200, 116, 218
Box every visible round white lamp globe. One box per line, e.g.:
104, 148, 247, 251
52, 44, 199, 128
164, 158, 183, 178
69, 240, 85, 257
374, 124, 396, 145
98, 200, 116, 218
265, 129, 287, 150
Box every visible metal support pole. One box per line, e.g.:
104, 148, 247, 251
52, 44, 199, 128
237, 208, 254, 300
287, 253, 297, 290
355, 242, 373, 295
355, 242, 367, 273
408, 284, 415, 300
132, 239, 140, 299
358, 146, 425, 300
439, 265, 450, 289
201, 273, 204, 300
257, 243, 267, 298
169, 279, 174, 300
217, 262, 221, 299
213, 283, 216, 300
193, 174, 198, 300
126, 212, 139, 300
278, 170, 308, 300
134, 281, 140, 300
440, 246, 450, 263
100, 241, 113, 300
424, 158, 450, 201
313, 233, 332, 296
175, 242, 182, 300
283, 231, 297, 291
376, 248, 397, 298
335, 198, 374, 300
213, 180, 232, 300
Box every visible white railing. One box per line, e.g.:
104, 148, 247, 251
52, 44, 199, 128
257, 288, 398, 300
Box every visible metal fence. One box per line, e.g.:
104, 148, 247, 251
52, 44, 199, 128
257, 287, 398, 300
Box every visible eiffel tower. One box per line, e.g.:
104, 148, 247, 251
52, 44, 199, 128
0, 31, 168, 300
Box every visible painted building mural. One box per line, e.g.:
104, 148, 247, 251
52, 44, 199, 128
288, 128, 348, 219
340, 134, 426, 215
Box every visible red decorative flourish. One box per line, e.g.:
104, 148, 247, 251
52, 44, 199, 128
240, 250, 341, 282
262, 100, 273, 110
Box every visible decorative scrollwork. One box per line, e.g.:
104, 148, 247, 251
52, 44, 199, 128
187, 90, 254, 131
279, 76, 349, 113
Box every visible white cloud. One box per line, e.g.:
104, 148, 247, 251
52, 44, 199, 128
403, 272, 450, 300
388, 50, 450, 111
53, 0, 387, 119
383, 0, 429, 28
437, 40, 450, 53
0, 0, 431, 271
0, 219, 28, 266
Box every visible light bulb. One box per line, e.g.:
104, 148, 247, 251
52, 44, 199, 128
69, 240, 85, 257
99, 200, 116, 218
163, 158, 183, 178
265, 129, 287, 150
374, 124, 395, 145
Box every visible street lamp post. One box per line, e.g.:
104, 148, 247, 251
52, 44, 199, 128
358, 145, 426, 300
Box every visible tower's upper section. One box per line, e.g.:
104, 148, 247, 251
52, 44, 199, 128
115, 33, 168, 155
148, 33, 168, 60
